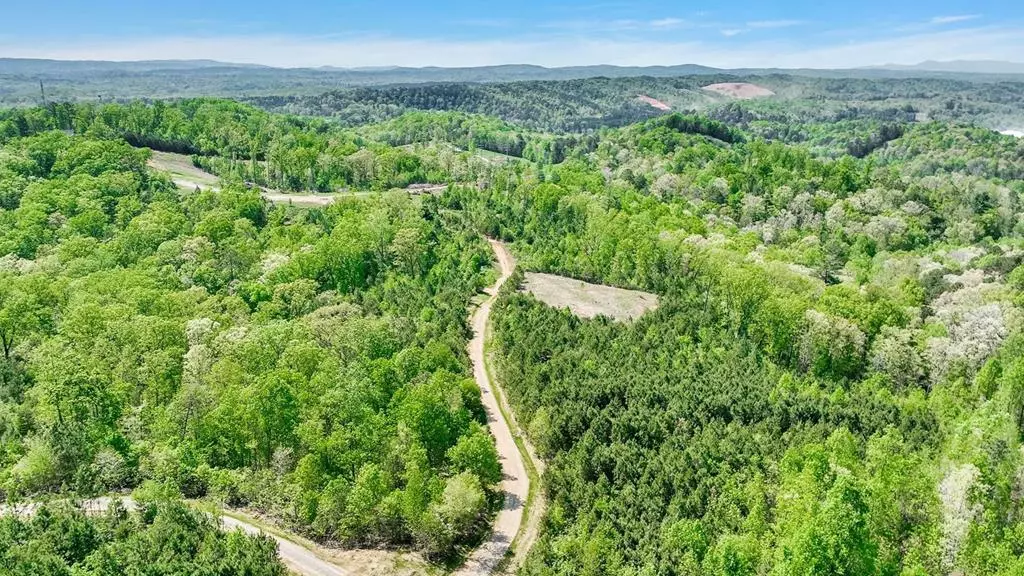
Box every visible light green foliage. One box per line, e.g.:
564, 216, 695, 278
3, 87, 1024, 575
0, 130, 499, 562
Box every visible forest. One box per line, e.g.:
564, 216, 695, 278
0, 123, 506, 564
1, 500, 286, 575
0, 73, 1023, 575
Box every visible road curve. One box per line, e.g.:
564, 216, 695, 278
454, 239, 528, 576
1, 498, 348, 576
220, 514, 347, 576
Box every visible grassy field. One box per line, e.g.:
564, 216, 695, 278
521, 272, 659, 322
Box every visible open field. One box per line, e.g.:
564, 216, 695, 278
702, 82, 776, 99
522, 272, 659, 321
1001, 129, 1024, 137
148, 150, 446, 205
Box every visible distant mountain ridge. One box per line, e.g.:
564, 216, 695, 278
866, 60, 1024, 74
2, 57, 1023, 108
0, 58, 271, 74
5, 58, 1023, 81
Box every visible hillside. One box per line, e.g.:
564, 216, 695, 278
3, 58, 1024, 108
3, 84, 1024, 575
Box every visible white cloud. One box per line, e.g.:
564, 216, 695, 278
746, 19, 805, 29
930, 15, 981, 25
719, 19, 804, 37
649, 18, 687, 29
540, 17, 689, 32
1, 25, 1021, 69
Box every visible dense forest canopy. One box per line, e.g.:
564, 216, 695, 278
0, 125, 505, 562
0, 69, 1023, 575
249, 75, 1024, 134
437, 105, 1024, 575
1, 500, 287, 575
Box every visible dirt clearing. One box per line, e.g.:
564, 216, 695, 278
638, 95, 672, 111
702, 83, 775, 99
522, 273, 659, 322
147, 151, 221, 189
147, 150, 346, 205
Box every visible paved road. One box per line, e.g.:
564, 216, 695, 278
453, 239, 528, 576
1, 498, 348, 576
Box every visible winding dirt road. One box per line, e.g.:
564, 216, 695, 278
454, 239, 529, 576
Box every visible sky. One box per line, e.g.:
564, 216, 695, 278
2, 0, 1024, 68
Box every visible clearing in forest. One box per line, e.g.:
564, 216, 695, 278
522, 272, 659, 322
147, 150, 344, 206
702, 82, 776, 99
1000, 129, 1024, 138
147, 150, 221, 189
638, 95, 672, 111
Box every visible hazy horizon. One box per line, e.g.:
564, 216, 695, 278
2, 0, 1023, 69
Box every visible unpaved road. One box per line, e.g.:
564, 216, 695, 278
454, 239, 529, 576
221, 514, 348, 576
1, 498, 349, 576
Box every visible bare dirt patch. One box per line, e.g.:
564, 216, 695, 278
638, 95, 671, 111
147, 151, 221, 189
320, 549, 439, 576
702, 82, 775, 99
522, 273, 659, 322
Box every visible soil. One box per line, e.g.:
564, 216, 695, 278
702, 82, 776, 99
638, 95, 672, 111
522, 272, 659, 322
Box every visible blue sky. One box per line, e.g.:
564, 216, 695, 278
2, 0, 1023, 68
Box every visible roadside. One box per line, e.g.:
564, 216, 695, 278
1, 239, 542, 576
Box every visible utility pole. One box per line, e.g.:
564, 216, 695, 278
39, 80, 47, 105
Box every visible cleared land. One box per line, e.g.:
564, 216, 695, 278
147, 150, 341, 205
638, 95, 672, 111
148, 151, 446, 205
147, 150, 221, 189
1000, 129, 1024, 137
702, 82, 776, 99
522, 272, 659, 321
